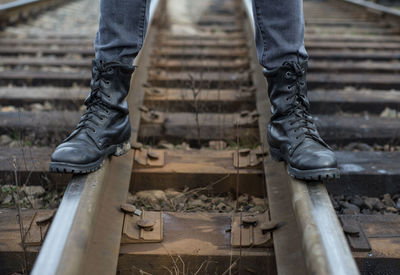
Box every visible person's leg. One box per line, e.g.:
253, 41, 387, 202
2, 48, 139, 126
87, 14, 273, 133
252, 0, 339, 180
95, 0, 151, 65
50, 0, 151, 173
252, 0, 308, 71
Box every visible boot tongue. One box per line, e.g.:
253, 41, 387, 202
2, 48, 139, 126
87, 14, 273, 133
91, 61, 134, 107
291, 62, 303, 76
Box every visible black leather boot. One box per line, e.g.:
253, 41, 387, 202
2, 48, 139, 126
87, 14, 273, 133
265, 61, 339, 180
50, 60, 135, 173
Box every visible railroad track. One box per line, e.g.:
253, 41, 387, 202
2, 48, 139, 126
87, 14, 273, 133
0, 0, 72, 29
1, 0, 400, 274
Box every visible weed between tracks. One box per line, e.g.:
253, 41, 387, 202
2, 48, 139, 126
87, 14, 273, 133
123, 257, 236, 275
128, 185, 268, 214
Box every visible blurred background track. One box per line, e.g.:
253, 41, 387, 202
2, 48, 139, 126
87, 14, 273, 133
0, 0, 400, 274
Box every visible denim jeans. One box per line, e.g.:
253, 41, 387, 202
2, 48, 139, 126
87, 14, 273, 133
94, 0, 151, 64
94, 0, 309, 70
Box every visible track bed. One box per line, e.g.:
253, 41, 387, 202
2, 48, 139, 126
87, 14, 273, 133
1, 0, 400, 274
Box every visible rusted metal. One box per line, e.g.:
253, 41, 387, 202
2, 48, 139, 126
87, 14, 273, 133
289, 181, 360, 274
343, 224, 360, 236
31, 152, 134, 275
147, 150, 159, 160
340, 216, 372, 252
140, 109, 165, 123
231, 213, 272, 247
24, 212, 51, 246
131, 141, 143, 150
121, 211, 163, 244
242, 214, 258, 225
134, 149, 165, 167
136, 218, 155, 231
30, 1, 162, 274
233, 148, 264, 168
245, 1, 360, 274
260, 221, 279, 233
4, 0, 400, 274
35, 211, 55, 226
120, 203, 137, 215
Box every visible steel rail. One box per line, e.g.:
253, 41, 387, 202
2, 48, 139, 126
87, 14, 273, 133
243, 1, 360, 274
30, 1, 161, 274
336, 0, 400, 23
342, 0, 400, 17
0, 0, 38, 10
0, 0, 70, 28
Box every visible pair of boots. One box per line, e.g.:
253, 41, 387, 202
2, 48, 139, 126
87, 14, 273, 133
50, 60, 339, 180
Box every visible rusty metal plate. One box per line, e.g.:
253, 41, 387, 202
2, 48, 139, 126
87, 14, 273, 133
134, 149, 165, 167
121, 211, 163, 244
233, 147, 266, 168
340, 215, 371, 252
140, 109, 165, 124
24, 211, 54, 246
231, 213, 271, 247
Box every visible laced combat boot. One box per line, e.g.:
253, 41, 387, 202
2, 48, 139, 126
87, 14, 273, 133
50, 60, 135, 173
265, 61, 339, 180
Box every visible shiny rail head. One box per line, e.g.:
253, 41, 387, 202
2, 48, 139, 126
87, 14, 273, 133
30, 176, 87, 275
344, 0, 400, 18
0, 0, 39, 11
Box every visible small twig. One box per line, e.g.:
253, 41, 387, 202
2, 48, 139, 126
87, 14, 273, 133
193, 260, 212, 275
222, 259, 239, 275
182, 174, 230, 196
178, 255, 185, 275
162, 265, 174, 275
12, 156, 28, 273
121, 265, 152, 275
229, 247, 233, 275
188, 72, 203, 147
235, 121, 240, 210
168, 253, 180, 274
235, 120, 242, 275
239, 212, 243, 275
22, 211, 38, 244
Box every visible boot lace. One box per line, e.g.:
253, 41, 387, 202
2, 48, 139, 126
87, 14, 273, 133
75, 61, 130, 134
283, 62, 329, 155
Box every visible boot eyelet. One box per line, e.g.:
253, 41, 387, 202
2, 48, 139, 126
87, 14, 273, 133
107, 68, 114, 74
92, 130, 96, 133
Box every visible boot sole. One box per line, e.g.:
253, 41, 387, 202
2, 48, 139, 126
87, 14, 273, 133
49, 141, 131, 174
270, 147, 340, 181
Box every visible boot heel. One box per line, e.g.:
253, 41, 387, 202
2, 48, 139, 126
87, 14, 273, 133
114, 141, 131, 156
270, 147, 283, 162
